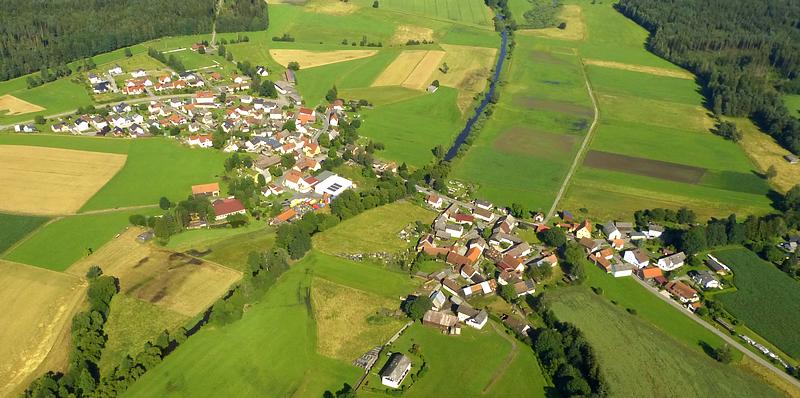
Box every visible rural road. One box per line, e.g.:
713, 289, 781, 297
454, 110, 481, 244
632, 277, 800, 390
544, 57, 600, 222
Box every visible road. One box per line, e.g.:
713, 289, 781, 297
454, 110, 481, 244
632, 276, 800, 390
544, 57, 600, 222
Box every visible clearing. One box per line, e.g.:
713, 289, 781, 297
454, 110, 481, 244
372, 50, 445, 90
0, 94, 45, 115
583, 59, 694, 79
0, 260, 85, 397
0, 145, 126, 215
66, 228, 241, 317
520, 4, 586, 41
269, 49, 378, 69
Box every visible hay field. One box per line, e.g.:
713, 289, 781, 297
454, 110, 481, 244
433, 44, 496, 112
0, 94, 45, 115
269, 49, 377, 69
390, 25, 435, 45
584, 59, 694, 79
372, 50, 445, 90
734, 117, 800, 193
0, 146, 126, 215
0, 260, 85, 397
67, 228, 241, 317
311, 277, 405, 362
520, 4, 585, 41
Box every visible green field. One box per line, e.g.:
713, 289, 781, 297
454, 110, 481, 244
0, 78, 93, 125
3, 209, 158, 271
784, 94, 800, 117
549, 286, 782, 397
0, 213, 49, 254
365, 0, 494, 27
202, 229, 277, 272
0, 133, 131, 153
714, 248, 800, 359
80, 138, 227, 211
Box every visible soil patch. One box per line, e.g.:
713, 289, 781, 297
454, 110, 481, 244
0, 94, 45, 115
492, 127, 578, 158
514, 96, 594, 117
583, 150, 707, 183
372, 50, 445, 91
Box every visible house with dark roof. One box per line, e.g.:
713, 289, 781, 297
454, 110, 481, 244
380, 353, 412, 389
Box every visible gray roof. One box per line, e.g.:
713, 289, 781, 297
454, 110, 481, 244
380, 353, 411, 381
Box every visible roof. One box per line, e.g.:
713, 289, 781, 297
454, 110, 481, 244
274, 208, 297, 223
423, 310, 459, 327
627, 248, 650, 263
578, 237, 599, 250
380, 353, 411, 381
667, 281, 697, 299
658, 252, 686, 267
640, 267, 663, 279
213, 198, 245, 217
191, 182, 219, 195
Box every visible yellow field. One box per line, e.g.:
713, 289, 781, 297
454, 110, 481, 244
584, 59, 695, 79
67, 228, 242, 317
311, 277, 405, 362
433, 44, 497, 112
390, 25, 435, 45
519, 4, 586, 41
0, 94, 45, 115
734, 117, 800, 193
0, 260, 86, 397
0, 146, 126, 215
269, 49, 377, 69
372, 50, 446, 90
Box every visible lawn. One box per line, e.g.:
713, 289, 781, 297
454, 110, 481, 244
313, 201, 434, 256
3, 209, 158, 271
714, 248, 800, 359
548, 286, 783, 397
0, 213, 49, 254
79, 138, 227, 212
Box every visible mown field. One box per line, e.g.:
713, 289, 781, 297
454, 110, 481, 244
714, 248, 800, 359
0, 133, 131, 153
548, 286, 783, 398
0, 213, 49, 254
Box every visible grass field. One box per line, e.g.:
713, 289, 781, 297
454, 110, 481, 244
364, 0, 494, 27
313, 201, 433, 256
783, 94, 800, 117
302, 251, 420, 299
79, 138, 227, 212
548, 286, 783, 397
202, 229, 276, 272
0, 261, 85, 397
0, 145, 126, 215
0, 133, 131, 153
714, 248, 800, 359
0, 213, 49, 254
0, 78, 92, 125
733, 117, 800, 193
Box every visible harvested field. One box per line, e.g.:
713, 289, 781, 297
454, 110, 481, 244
0, 94, 45, 115
311, 278, 405, 362
520, 5, 585, 41
583, 150, 707, 183
0, 145, 126, 215
492, 127, 578, 158
67, 228, 241, 317
390, 25, 435, 45
0, 260, 85, 397
269, 49, 377, 69
372, 50, 445, 90
433, 44, 496, 112
735, 117, 800, 193
402, 50, 446, 90
514, 96, 594, 117
584, 59, 695, 79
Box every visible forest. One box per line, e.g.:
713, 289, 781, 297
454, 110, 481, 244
0, 0, 268, 81
616, 0, 800, 154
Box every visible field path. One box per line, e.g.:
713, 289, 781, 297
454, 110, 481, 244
78, 203, 158, 216
481, 322, 519, 394
545, 56, 599, 221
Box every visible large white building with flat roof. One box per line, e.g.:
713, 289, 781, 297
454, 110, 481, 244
313, 172, 353, 197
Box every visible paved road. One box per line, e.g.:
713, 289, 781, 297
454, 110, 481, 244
632, 276, 800, 390
544, 57, 600, 222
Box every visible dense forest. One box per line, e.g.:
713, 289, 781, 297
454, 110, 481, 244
616, 0, 800, 154
0, 0, 268, 81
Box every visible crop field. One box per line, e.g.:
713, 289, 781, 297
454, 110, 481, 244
372, 50, 445, 90
79, 138, 227, 212
0, 133, 131, 153
0, 260, 85, 397
714, 248, 800, 359
66, 228, 241, 317
549, 286, 783, 398
0, 145, 126, 215
0, 94, 44, 115
0, 79, 92, 125
366, 0, 494, 27
269, 49, 377, 69
313, 201, 433, 256
583, 59, 694, 79
0, 213, 49, 254
96, 53, 168, 75
311, 277, 405, 362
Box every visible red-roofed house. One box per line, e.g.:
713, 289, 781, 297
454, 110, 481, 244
195, 91, 216, 105
213, 198, 246, 221
297, 107, 315, 124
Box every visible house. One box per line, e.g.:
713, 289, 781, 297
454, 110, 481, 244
448, 252, 473, 269
638, 266, 663, 280
51, 122, 69, 133
623, 249, 650, 268
284, 69, 297, 84
14, 124, 37, 133
273, 81, 290, 95
505, 242, 532, 258
610, 263, 636, 278
253, 155, 282, 175
706, 254, 732, 275
533, 253, 558, 268
131, 69, 147, 78
456, 304, 479, 322
512, 279, 536, 297
212, 198, 246, 221
589, 252, 612, 272
256, 65, 269, 77
466, 309, 488, 329
690, 270, 721, 290
328, 113, 339, 127
313, 173, 353, 197
503, 316, 531, 336
578, 237, 600, 253
379, 353, 412, 389
297, 107, 315, 124
422, 310, 459, 332
784, 154, 799, 164
429, 290, 447, 310
656, 252, 686, 271
93, 81, 111, 93
113, 102, 131, 113
497, 255, 524, 273
575, 220, 593, 239
426, 194, 444, 209
666, 281, 699, 303
646, 224, 664, 239
473, 207, 496, 223
462, 280, 496, 297
603, 221, 622, 241
778, 237, 799, 253
191, 183, 220, 197
331, 99, 345, 112
445, 223, 464, 239
441, 278, 462, 297
74, 118, 90, 132
495, 215, 517, 234
630, 231, 647, 241
88, 73, 103, 84
187, 135, 213, 148
293, 157, 320, 173
474, 199, 493, 211
489, 232, 522, 248
195, 91, 216, 105
611, 239, 625, 251
108, 65, 123, 75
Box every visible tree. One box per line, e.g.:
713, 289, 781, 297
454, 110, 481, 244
325, 85, 338, 102
86, 265, 103, 279
404, 296, 432, 321
538, 228, 566, 248
129, 214, 147, 226
34, 115, 46, 124
680, 226, 707, 255
510, 202, 528, 218
765, 165, 777, 179
432, 145, 445, 160
124, 47, 132, 57
781, 185, 800, 211
562, 243, 587, 282
153, 217, 170, 243
372, 1, 379, 8
159, 196, 172, 210
257, 174, 267, 187
712, 344, 733, 363
498, 283, 517, 303
288, 61, 300, 71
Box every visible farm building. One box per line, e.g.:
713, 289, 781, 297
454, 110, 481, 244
191, 183, 220, 197
379, 353, 412, 389
212, 198, 246, 221
422, 310, 460, 334
313, 172, 353, 197
706, 254, 732, 275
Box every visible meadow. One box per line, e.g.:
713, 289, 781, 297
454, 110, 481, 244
363, 0, 494, 27
0, 79, 92, 125
714, 248, 800, 359
549, 286, 783, 398
0, 133, 131, 153
0, 213, 49, 254
784, 94, 800, 116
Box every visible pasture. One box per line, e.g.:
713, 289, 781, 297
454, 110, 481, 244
269, 49, 377, 69
0, 261, 85, 397
714, 248, 800, 359
548, 286, 783, 398
302, 251, 420, 299
313, 201, 433, 256
0, 213, 49, 254
67, 228, 242, 317
0, 145, 126, 215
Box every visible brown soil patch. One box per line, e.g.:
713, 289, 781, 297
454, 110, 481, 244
584, 59, 695, 80
67, 228, 241, 317
514, 96, 594, 118
372, 50, 445, 90
390, 25, 435, 45
269, 49, 377, 69
519, 5, 585, 41
0, 145, 126, 215
583, 150, 707, 183
0, 260, 86, 397
0, 94, 45, 115
492, 127, 578, 158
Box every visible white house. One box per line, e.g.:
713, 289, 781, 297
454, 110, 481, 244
187, 135, 213, 148
429, 290, 446, 310
73, 119, 90, 132
465, 310, 488, 329
603, 221, 622, 241
14, 124, 36, 133
380, 354, 411, 389
131, 69, 147, 78
108, 65, 123, 75
195, 91, 216, 105
656, 252, 686, 271
623, 249, 650, 268
646, 224, 664, 239
445, 223, 464, 239
256, 65, 269, 77
212, 198, 246, 221
88, 73, 104, 85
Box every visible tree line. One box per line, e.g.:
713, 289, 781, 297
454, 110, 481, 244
0, 0, 268, 81
616, 0, 800, 154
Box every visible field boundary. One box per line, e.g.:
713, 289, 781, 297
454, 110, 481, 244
0, 217, 61, 258
481, 321, 519, 394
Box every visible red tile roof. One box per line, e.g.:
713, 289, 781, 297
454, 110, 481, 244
213, 198, 245, 217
